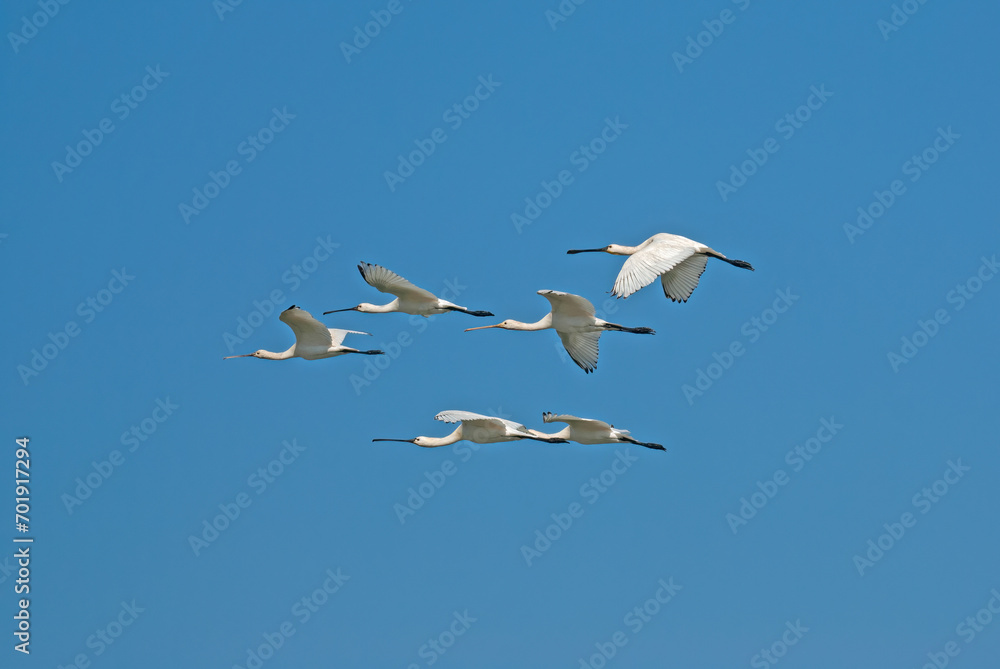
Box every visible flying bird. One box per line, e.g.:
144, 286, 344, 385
567, 233, 754, 302
465, 290, 654, 373
324, 262, 493, 317
530, 413, 664, 451
373, 410, 569, 447
223, 306, 384, 360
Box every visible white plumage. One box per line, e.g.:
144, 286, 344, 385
531, 412, 664, 451
223, 306, 383, 361
568, 233, 754, 302
324, 262, 493, 317
465, 290, 655, 373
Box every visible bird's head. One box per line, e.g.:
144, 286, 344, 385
465, 319, 516, 332
567, 244, 611, 255
372, 437, 436, 448
223, 350, 266, 359
323, 304, 361, 315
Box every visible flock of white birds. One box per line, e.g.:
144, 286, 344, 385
225, 233, 754, 452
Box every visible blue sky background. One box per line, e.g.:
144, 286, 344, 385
3, 1, 999, 667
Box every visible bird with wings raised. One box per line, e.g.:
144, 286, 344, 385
223, 306, 384, 361
530, 412, 664, 451
324, 262, 493, 317
568, 232, 754, 302
372, 410, 569, 447
465, 290, 655, 373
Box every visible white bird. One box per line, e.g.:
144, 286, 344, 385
373, 410, 569, 447
324, 262, 493, 317
465, 290, 654, 373
223, 305, 384, 361
567, 233, 754, 302
530, 413, 665, 451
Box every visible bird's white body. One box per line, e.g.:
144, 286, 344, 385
530, 413, 664, 451
568, 232, 754, 302
223, 306, 383, 361
466, 290, 655, 373
373, 410, 569, 447
325, 262, 493, 317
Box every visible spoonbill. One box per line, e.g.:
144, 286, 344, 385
567, 233, 754, 302
530, 413, 664, 451
465, 290, 654, 373
223, 306, 384, 360
373, 410, 569, 447
324, 262, 493, 317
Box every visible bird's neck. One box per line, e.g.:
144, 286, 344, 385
361, 301, 397, 313
534, 427, 570, 440
508, 315, 551, 331
422, 428, 463, 448
260, 347, 295, 360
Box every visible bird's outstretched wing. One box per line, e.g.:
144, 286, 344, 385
538, 290, 595, 318
541, 412, 619, 432
358, 262, 438, 301
613, 242, 697, 298
434, 410, 496, 424
435, 410, 533, 436
659, 254, 708, 303
280, 306, 333, 348
329, 328, 373, 347
557, 331, 601, 373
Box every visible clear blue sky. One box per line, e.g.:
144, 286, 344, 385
4, 1, 999, 667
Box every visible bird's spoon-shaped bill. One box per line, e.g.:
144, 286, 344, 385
566, 247, 608, 254
223, 354, 254, 359
372, 438, 417, 443
323, 307, 358, 314
464, 324, 501, 332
